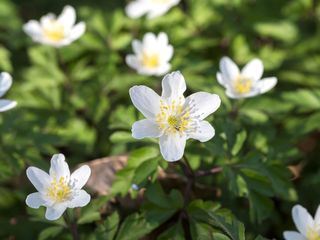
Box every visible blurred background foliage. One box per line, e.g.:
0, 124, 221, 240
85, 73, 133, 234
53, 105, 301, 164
0, 0, 320, 239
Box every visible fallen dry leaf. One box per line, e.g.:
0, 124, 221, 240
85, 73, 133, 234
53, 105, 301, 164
82, 155, 128, 195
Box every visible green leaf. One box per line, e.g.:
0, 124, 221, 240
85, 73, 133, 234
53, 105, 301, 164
145, 183, 183, 210
77, 211, 100, 224
189, 203, 245, 240
157, 223, 185, 240
231, 130, 247, 156
95, 211, 120, 239
248, 191, 274, 223
115, 213, 159, 240
38, 226, 63, 240
0, 46, 12, 71
132, 157, 159, 185
254, 21, 298, 43
255, 236, 269, 240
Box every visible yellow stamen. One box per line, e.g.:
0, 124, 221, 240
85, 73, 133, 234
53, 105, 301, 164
156, 98, 191, 135
233, 75, 252, 94
142, 53, 160, 68
43, 20, 65, 42
47, 177, 71, 202
307, 227, 320, 240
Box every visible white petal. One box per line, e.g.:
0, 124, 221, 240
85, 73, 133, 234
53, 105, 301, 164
26, 167, 51, 193
155, 63, 171, 76
147, 5, 171, 19
241, 58, 264, 82
49, 154, 70, 179
314, 205, 320, 225
70, 165, 91, 189
159, 133, 186, 162
257, 77, 277, 94
219, 57, 240, 82
283, 231, 306, 240
225, 88, 260, 99
129, 85, 161, 119
132, 40, 142, 55
45, 204, 67, 221
0, 72, 12, 97
188, 121, 215, 142
143, 32, 157, 46
126, 55, 140, 70
146, 0, 180, 18
67, 190, 90, 208
216, 72, 227, 87
292, 205, 314, 236
132, 119, 163, 139
23, 20, 43, 41
184, 92, 221, 120
58, 5, 76, 29
40, 13, 56, 27
125, 1, 149, 19
161, 71, 186, 100
137, 65, 169, 76
158, 32, 169, 45
26, 192, 46, 209
161, 45, 173, 62
0, 100, 17, 112
225, 89, 240, 99
67, 22, 86, 42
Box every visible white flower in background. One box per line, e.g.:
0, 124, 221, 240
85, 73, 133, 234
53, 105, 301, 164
129, 71, 221, 162
0, 72, 17, 112
217, 57, 277, 99
26, 154, 91, 221
23, 5, 85, 48
126, 32, 173, 76
125, 0, 180, 19
284, 204, 320, 240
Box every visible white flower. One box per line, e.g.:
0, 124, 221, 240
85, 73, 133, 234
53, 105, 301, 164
23, 5, 86, 48
125, 0, 180, 19
26, 154, 91, 221
129, 71, 221, 162
217, 57, 277, 99
126, 32, 173, 76
284, 204, 320, 240
0, 72, 17, 112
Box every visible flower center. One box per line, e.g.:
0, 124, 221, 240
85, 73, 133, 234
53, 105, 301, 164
307, 228, 320, 240
47, 177, 72, 202
142, 53, 160, 68
43, 20, 65, 42
233, 75, 252, 94
156, 98, 194, 135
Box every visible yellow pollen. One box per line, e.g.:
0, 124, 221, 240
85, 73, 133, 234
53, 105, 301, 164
233, 75, 252, 94
307, 227, 320, 240
43, 20, 65, 42
156, 99, 191, 134
168, 116, 178, 128
47, 177, 71, 202
142, 53, 160, 68
307, 230, 320, 240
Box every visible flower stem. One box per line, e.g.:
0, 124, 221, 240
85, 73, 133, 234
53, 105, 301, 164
64, 210, 80, 240
195, 166, 223, 177
182, 155, 194, 178
230, 99, 244, 120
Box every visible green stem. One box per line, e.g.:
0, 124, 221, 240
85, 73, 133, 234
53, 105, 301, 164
230, 99, 244, 120
64, 210, 80, 240
182, 154, 194, 178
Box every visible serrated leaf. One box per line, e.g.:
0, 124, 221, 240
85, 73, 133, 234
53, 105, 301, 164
38, 226, 63, 240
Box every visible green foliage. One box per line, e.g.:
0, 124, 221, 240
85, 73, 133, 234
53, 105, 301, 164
0, 0, 319, 239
